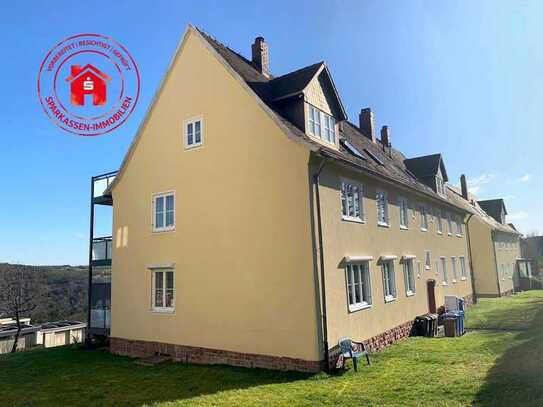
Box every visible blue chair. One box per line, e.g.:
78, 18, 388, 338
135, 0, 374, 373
338, 337, 370, 372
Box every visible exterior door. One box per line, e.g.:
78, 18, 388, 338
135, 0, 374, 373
427, 279, 437, 314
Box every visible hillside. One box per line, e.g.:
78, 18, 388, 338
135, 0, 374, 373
0, 263, 88, 323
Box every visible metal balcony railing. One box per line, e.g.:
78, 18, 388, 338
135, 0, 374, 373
92, 172, 117, 199
92, 236, 112, 262
90, 307, 111, 329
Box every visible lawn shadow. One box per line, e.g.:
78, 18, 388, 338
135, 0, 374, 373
474, 291, 543, 406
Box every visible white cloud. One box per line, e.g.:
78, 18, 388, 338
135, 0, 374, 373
518, 174, 532, 183
508, 211, 529, 221
467, 173, 494, 194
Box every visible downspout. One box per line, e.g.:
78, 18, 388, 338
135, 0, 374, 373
314, 158, 329, 371
465, 213, 477, 304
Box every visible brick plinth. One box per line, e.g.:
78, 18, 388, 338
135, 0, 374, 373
110, 337, 322, 373
363, 320, 415, 352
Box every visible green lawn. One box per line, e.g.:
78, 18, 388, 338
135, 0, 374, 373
2, 291, 543, 406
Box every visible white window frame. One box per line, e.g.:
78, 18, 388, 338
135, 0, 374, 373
456, 216, 463, 237
381, 260, 396, 302
460, 256, 467, 280
184, 116, 203, 150
403, 259, 416, 296
451, 257, 458, 283
399, 197, 409, 230
424, 250, 431, 270
376, 190, 389, 227
340, 179, 364, 222
345, 261, 372, 312
152, 191, 175, 232
308, 104, 336, 145
437, 211, 443, 234
151, 268, 175, 313
420, 205, 428, 231
440, 256, 448, 285
447, 212, 453, 236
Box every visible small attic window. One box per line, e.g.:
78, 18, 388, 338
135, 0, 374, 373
340, 140, 366, 160
364, 148, 384, 166
308, 104, 336, 144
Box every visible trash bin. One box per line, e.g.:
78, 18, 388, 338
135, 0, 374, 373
444, 317, 457, 337
414, 314, 438, 337
457, 310, 465, 336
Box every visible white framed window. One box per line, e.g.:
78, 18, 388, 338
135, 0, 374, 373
447, 212, 453, 235
376, 190, 389, 226
460, 256, 467, 279
437, 212, 443, 234
420, 205, 428, 231
382, 260, 396, 302
451, 257, 458, 282
440, 257, 448, 285
399, 197, 409, 229
424, 250, 431, 270
345, 262, 372, 311
436, 176, 445, 196
152, 192, 175, 232
308, 104, 336, 144
403, 259, 416, 296
456, 216, 463, 236
152, 269, 175, 312
341, 180, 364, 221
184, 117, 203, 149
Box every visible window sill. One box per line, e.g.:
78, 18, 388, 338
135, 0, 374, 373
437, 231, 443, 235
461, 277, 467, 281
456, 234, 463, 238
425, 266, 431, 271
420, 228, 428, 232
153, 227, 175, 233
378, 222, 390, 228
349, 303, 372, 313
452, 279, 457, 284
384, 295, 396, 303
400, 225, 408, 230
151, 308, 175, 314
184, 143, 203, 151
406, 291, 416, 297
342, 216, 365, 224
442, 282, 448, 286
448, 233, 452, 237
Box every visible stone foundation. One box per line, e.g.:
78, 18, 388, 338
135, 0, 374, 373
110, 337, 322, 373
363, 320, 415, 352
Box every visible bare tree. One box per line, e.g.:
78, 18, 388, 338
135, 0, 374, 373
0, 264, 46, 352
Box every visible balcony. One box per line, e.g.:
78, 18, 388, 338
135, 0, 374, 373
92, 171, 116, 205
92, 236, 112, 266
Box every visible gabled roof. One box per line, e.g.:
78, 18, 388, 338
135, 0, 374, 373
268, 62, 323, 100
65, 64, 111, 82
478, 199, 507, 217
447, 187, 520, 235
404, 154, 448, 182
106, 26, 469, 213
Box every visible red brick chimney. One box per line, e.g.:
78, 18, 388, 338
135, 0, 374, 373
460, 174, 469, 200
359, 108, 376, 143
251, 37, 269, 78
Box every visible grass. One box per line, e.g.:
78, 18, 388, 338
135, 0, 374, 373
2, 291, 543, 406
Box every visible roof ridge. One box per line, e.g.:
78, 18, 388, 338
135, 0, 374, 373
269, 61, 324, 82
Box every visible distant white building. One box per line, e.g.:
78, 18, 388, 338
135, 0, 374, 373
36, 321, 86, 348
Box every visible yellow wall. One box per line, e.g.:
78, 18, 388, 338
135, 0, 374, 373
468, 216, 499, 296
110, 28, 320, 362
494, 232, 521, 294
318, 163, 473, 345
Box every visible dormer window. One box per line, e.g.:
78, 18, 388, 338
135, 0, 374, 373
308, 104, 336, 144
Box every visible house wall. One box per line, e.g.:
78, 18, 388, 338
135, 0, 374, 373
110, 29, 320, 365
318, 162, 473, 347
468, 216, 500, 297
0, 333, 35, 354
493, 232, 521, 295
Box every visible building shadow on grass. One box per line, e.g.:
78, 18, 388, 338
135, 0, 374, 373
473, 293, 543, 406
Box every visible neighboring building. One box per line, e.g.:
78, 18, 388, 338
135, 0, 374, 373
449, 179, 525, 297
36, 321, 86, 348
88, 26, 474, 372
0, 317, 31, 326
0, 322, 39, 354
522, 236, 543, 275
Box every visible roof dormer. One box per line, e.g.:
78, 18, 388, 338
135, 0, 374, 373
404, 154, 449, 196
479, 199, 508, 225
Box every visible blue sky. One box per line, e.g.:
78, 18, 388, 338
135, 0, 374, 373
0, 1, 541, 265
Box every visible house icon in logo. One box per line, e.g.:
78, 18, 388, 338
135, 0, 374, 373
65, 64, 111, 106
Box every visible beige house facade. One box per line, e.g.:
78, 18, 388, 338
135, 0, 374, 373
98, 26, 474, 372
449, 184, 523, 297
